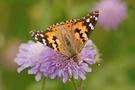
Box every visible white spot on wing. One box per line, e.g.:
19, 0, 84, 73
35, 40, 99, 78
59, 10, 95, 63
86, 18, 90, 22
42, 39, 46, 45
89, 23, 94, 30
93, 16, 95, 18
40, 34, 44, 37
90, 16, 92, 18
35, 37, 38, 40
95, 17, 98, 21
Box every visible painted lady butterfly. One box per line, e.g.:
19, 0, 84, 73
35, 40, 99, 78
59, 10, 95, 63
30, 10, 99, 62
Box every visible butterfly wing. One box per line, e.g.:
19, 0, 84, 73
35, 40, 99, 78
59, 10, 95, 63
72, 10, 99, 52
73, 10, 99, 43
30, 10, 99, 58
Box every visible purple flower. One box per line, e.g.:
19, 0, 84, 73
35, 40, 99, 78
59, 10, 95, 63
14, 40, 98, 83
93, 0, 127, 30
14, 41, 47, 81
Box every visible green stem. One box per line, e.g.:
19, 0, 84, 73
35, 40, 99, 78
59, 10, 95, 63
41, 77, 46, 90
71, 78, 78, 90
79, 78, 83, 90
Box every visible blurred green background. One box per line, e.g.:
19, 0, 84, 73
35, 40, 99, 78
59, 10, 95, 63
0, 0, 135, 90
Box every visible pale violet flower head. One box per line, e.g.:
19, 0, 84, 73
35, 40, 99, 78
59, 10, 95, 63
14, 40, 98, 83
93, 0, 127, 30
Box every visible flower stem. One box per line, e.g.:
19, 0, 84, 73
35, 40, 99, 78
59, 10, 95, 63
71, 78, 78, 90
41, 77, 46, 90
79, 78, 83, 90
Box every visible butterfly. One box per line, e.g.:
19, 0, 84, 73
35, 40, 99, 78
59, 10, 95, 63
30, 10, 99, 62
